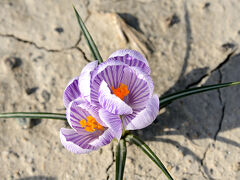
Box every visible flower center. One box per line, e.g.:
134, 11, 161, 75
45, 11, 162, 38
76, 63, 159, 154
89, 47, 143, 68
80, 116, 103, 132
111, 83, 129, 100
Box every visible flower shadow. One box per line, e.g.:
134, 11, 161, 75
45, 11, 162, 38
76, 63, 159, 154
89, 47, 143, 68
136, 53, 240, 178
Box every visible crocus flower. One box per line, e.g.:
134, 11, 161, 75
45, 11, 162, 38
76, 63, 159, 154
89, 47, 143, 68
60, 63, 116, 154
60, 49, 159, 154
88, 49, 159, 141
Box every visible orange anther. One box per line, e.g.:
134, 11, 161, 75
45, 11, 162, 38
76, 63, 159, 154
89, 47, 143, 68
80, 119, 87, 127
80, 116, 103, 132
111, 83, 129, 100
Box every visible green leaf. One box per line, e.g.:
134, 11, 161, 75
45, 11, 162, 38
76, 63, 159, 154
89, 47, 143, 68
159, 81, 240, 109
0, 112, 67, 120
73, 6, 103, 63
125, 134, 174, 180
115, 139, 127, 180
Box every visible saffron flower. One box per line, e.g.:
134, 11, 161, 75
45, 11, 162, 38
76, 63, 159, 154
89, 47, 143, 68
60, 49, 159, 154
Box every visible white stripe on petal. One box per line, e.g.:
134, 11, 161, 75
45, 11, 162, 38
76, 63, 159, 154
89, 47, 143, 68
78, 61, 98, 102
63, 77, 81, 108
66, 99, 90, 130
89, 128, 115, 148
121, 67, 151, 112
99, 81, 132, 115
99, 108, 122, 140
60, 128, 97, 154
124, 94, 159, 130
108, 49, 150, 69
90, 61, 128, 105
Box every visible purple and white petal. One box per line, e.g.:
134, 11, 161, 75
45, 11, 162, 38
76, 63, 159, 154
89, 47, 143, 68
99, 108, 123, 140
91, 59, 126, 81
89, 128, 114, 148
77, 99, 106, 127
121, 67, 152, 113
63, 77, 81, 108
124, 94, 159, 130
108, 53, 150, 75
90, 61, 128, 105
78, 61, 98, 102
60, 128, 98, 154
99, 81, 132, 115
129, 66, 154, 96
66, 99, 89, 130
108, 49, 149, 69
66, 98, 106, 132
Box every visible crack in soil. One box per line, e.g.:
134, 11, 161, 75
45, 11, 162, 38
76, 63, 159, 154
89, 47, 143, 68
0, 12, 93, 63
0, 33, 63, 52
75, 47, 91, 62
215, 69, 225, 140
106, 143, 115, 180
183, 50, 237, 179
199, 64, 229, 180
200, 143, 212, 180
187, 49, 237, 89
0, 33, 91, 63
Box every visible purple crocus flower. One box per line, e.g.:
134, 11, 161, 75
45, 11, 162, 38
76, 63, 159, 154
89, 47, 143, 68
60, 62, 116, 154
60, 49, 159, 154
89, 49, 159, 141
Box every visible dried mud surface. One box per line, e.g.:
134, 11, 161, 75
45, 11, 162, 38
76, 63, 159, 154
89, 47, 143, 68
0, 0, 240, 179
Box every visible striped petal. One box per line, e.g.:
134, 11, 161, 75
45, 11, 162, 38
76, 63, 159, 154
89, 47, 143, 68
63, 77, 81, 108
124, 94, 159, 130
121, 67, 152, 113
89, 128, 115, 148
99, 108, 122, 141
108, 55, 150, 75
66, 98, 106, 132
90, 60, 128, 105
108, 49, 150, 74
99, 80, 132, 115
78, 61, 98, 102
60, 128, 98, 154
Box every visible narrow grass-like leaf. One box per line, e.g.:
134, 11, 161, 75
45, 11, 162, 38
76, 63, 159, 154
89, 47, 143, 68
125, 134, 174, 180
159, 81, 240, 109
0, 112, 66, 120
115, 139, 127, 180
73, 6, 103, 63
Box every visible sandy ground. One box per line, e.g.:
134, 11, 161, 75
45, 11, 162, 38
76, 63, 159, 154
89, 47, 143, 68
0, 0, 240, 179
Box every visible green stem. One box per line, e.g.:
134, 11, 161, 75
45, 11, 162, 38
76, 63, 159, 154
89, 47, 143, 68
125, 134, 174, 180
115, 139, 127, 180
0, 112, 67, 120
159, 81, 240, 109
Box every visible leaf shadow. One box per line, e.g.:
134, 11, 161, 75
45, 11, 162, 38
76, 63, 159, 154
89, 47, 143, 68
132, 4, 240, 179
136, 52, 240, 179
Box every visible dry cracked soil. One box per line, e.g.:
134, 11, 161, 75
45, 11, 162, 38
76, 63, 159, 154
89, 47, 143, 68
0, 0, 240, 179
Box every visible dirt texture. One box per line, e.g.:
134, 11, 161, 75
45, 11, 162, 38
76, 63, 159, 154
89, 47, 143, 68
0, 0, 240, 179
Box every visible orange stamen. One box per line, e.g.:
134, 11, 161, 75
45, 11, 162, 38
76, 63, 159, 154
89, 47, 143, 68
111, 83, 129, 100
80, 116, 103, 132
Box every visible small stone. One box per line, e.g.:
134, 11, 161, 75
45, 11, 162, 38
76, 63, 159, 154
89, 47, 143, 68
55, 27, 64, 34
221, 43, 236, 51
5, 57, 22, 69
203, 2, 211, 9
25, 87, 38, 95
167, 14, 180, 27
210, 168, 214, 174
